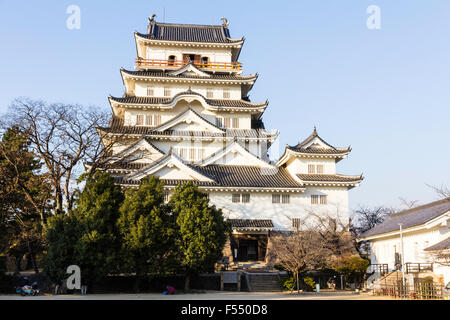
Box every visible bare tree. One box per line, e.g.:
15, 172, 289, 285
350, 205, 395, 255
2, 97, 115, 213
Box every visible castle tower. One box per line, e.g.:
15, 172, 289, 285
97, 16, 363, 263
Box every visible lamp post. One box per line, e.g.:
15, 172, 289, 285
398, 223, 406, 298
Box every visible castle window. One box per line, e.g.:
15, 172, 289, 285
206, 88, 214, 98
308, 164, 315, 174
147, 86, 154, 96
241, 194, 250, 203
154, 115, 161, 126
164, 87, 171, 97
231, 118, 239, 129
224, 118, 231, 128
201, 56, 209, 66
272, 194, 280, 204
320, 195, 327, 204
168, 55, 176, 66
145, 115, 153, 126
216, 117, 223, 127
136, 114, 144, 126
282, 194, 290, 204
232, 194, 240, 203
316, 165, 324, 174
311, 195, 319, 205
164, 191, 170, 203
223, 89, 230, 99
292, 218, 301, 229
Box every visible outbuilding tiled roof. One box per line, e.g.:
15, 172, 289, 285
228, 219, 274, 229
424, 237, 450, 251
360, 198, 450, 238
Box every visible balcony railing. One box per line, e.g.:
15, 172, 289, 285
405, 263, 433, 273
368, 263, 389, 276
135, 58, 242, 71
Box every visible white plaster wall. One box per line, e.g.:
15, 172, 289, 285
134, 81, 242, 100
208, 186, 350, 230
369, 226, 450, 283
285, 157, 337, 176
123, 102, 252, 129
145, 45, 232, 64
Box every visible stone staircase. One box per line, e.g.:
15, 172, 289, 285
244, 272, 282, 292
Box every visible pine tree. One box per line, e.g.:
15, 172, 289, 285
117, 176, 174, 292
73, 171, 124, 286
169, 182, 230, 291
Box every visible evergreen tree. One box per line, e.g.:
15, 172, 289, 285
73, 171, 124, 286
117, 176, 174, 292
43, 213, 83, 283
169, 182, 230, 291
0, 126, 48, 272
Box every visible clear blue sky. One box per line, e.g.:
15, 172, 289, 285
1, 0, 449, 210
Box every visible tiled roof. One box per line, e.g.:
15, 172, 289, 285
138, 21, 242, 43
114, 164, 303, 190
360, 198, 450, 238
228, 219, 274, 229
100, 117, 276, 138
424, 237, 450, 251
199, 165, 302, 189
121, 69, 256, 81
109, 93, 267, 109
296, 174, 363, 182
289, 127, 350, 155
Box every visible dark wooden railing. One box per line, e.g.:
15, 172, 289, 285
368, 263, 389, 276
135, 58, 242, 71
405, 263, 433, 273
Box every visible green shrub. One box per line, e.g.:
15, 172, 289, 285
303, 276, 315, 290
280, 276, 295, 291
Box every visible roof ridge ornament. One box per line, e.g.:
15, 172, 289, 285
221, 17, 229, 28
148, 14, 156, 34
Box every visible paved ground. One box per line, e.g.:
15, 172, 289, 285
0, 291, 395, 300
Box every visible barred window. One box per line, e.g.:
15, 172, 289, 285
292, 218, 301, 229
231, 118, 239, 129
282, 194, 290, 204
316, 165, 324, 174
308, 164, 315, 174
154, 115, 161, 126
147, 86, 154, 97
216, 117, 223, 128
206, 89, 214, 98
320, 195, 327, 204
136, 114, 144, 125
232, 194, 240, 203
224, 118, 231, 128
164, 87, 171, 97
272, 194, 280, 204
145, 115, 153, 126
164, 192, 170, 203
241, 194, 250, 203
223, 90, 230, 99
311, 195, 319, 205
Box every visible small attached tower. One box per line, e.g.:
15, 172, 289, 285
277, 128, 363, 224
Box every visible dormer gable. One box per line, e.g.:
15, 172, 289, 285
168, 62, 212, 77
200, 141, 272, 167
153, 108, 224, 133
125, 150, 215, 182
109, 137, 164, 164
